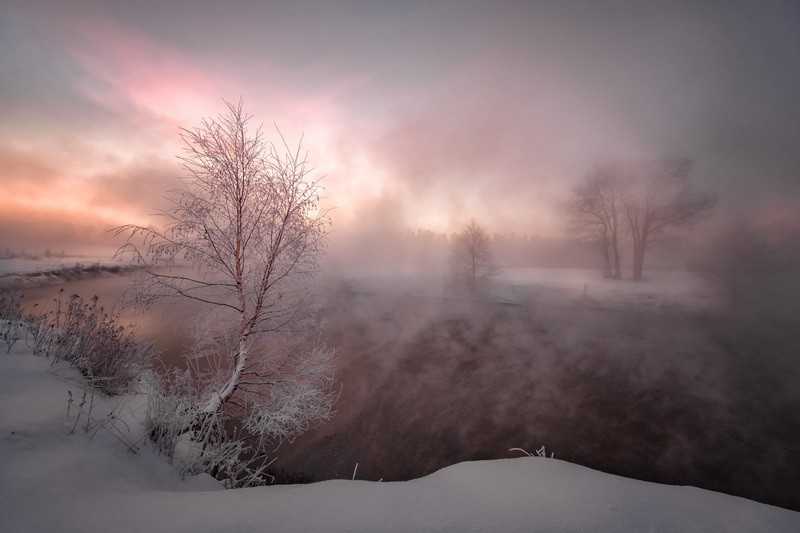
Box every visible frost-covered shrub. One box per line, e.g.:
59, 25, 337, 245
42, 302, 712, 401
146, 365, 215, 465
509, 446, 554, 458
146, 366, 268, 488
146, 334, 336, 488
0, 290, 24, 352
33, 290, 152, 395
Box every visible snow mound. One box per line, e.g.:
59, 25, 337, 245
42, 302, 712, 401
1, 346, 798, 532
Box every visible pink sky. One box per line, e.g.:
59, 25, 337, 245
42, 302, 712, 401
2, 1, 799, 253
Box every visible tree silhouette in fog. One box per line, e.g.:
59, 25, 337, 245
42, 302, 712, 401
565, 162, 624, 279
621, 157, 715, 281
448, 219, 498, 295
568, 156, 716, 281
695, 218, 793, 309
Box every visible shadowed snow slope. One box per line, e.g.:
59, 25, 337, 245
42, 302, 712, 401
1, 346, 798, 532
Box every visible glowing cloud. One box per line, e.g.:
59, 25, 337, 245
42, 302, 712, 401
67, 17, 226, 130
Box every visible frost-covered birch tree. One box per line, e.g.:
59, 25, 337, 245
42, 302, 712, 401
114, 99, 337, 486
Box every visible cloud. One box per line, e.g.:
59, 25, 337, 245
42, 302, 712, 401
363, 55, 638, 234
2, 0, 799, 251
0, 137, 184, 259
66, 15, 229, 130
0, 201, 123, 254
0, 143, 63, 196
87, 155, 178, 216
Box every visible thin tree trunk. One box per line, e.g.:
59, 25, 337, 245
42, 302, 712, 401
633, 252, 642, 281
632, 234, 647, 281
200, 332, 249, 415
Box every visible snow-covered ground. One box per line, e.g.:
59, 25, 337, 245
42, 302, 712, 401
2, 259, 716, 312
0, 257, 119, 276
2, 343, 798, 532
497, 267, 717, 310
333, 267, 718, 312
0, 257, 130, 290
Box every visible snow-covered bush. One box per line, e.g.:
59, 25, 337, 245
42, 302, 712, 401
0, 290, 24, 352
148, 378, 266, 488
30, 290, 152, 395
509, 446, 554, 458
145, 332, 336, 488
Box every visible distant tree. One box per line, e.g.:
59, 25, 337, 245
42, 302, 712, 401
565, 162, 624, 279
115, 99, 337, 486
449, 219, 498, 294
695, 219, 790, 309
621, 157, 716, 281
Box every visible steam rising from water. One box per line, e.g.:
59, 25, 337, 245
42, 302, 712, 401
274, 279, 800, 511
14, 260, 800, 511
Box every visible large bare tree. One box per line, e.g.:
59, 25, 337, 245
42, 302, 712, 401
621, 157, 716, 281
566, 162, 624, 279
449, 219, 498, 295
115, 99, 336, 485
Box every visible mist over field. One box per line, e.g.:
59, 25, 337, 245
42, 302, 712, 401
8, 257, 799, 510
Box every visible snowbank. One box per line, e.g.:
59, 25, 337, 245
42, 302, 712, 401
0, 257, 119, 276
0, 259, 136, 290
1, 346, 798, 532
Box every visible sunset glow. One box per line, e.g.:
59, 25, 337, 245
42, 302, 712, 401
2, 0, 799, 253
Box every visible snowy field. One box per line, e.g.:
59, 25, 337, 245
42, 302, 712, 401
0, 257, 131, 290
1, 343, 798, 532
0, 257, 119, 276
2, 259, 716, 312
497, 267, 717, 310
333, 267, 718, 312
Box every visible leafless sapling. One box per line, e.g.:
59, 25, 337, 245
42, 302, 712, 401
448, 219, 499, 295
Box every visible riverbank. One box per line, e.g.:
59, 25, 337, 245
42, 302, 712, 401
6, 268, 800, 512
0, 262, 142, 290
2, 343, 798, 532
